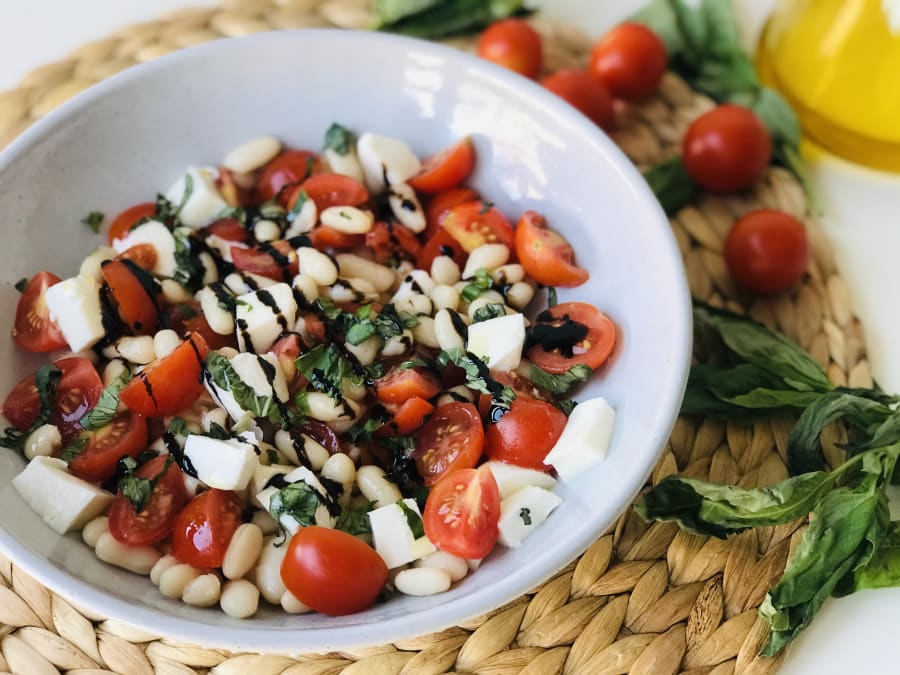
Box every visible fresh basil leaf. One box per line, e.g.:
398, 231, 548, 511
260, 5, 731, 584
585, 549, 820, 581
175, 173, 194, 216
529, 363, 592, 396
0, 364, 62, 452
742, 87, 801, 149
472, 303, 506, 323
519, 507, 532, 526
206, 422, 231, 441
269, 481, 321, 531
461, 268, 494, 303
80, 370, 132, 431
296, 343, 361, 398
372, 0, 442, 26
323, 123, 356, 156
348, 415, 387, 444
81, 211, 104, 233
173, 228, 207, 292
643, 156, 699, 216
343, 303, 418, 346
118, 455, 175, 512
167, 416, 189, 437
437, 349, 515, 406
313, 297, 343, 321
546, 286, 558, 308
14, 278, 27, 293
335, 502, 373, 536
844, 521, 900, 593
206, 352, 283, 423
60, 436, 88, 462
397, 499, 426, 539
288, 190, 309, 223
557, 399, 577, 416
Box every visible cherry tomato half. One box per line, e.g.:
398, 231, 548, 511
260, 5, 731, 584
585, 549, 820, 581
375, 367, 441, 405
281, 527, 388, 616
365, 221, 422, 264
101, 259, 160, 335
172, 489, 243, 568
68, 412, 149, 482
408, 138, 476, 194
107, 202, 156, 244
486, 399, 567, 471
287, 173, 369, 213
514, 211, 588, 287
589, 22, 667, 102
423, 465, 500, 559
231, 240, 299, 282
476, 19, 543, 79
12, 271, 68, 353
682, 104, 772, 193
527, 302, 616, 374
256, 149, 320, 205
412, 402, 484, 487
542, 69, 615, 132
116, 243, 158, 271
441, 201, 515, 253
108, 455, 187, 547
724, 209, 809, 295
425, 187, 480, 239
417, 227, 467, 273
388, 396, 435, 436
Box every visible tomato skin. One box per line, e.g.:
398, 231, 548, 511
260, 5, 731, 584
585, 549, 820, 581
682, 104, 772, 193
204, 217, 249, 243
425, 187, 480, 239
389, 396, 435, 435
108, 455, 187, 547
527, 302, 617, 374
68, 412, 149, 482
308, 226, 365, 251
287, 173, 369, 212
486, 399, 566, 471
119, 333, 209, 417
2, 357, 103, 441
412, 402, 484, 487
724, 209, 809, 295
172, 489, 243, 568
423, 465, 500, 559
441, 201, 515, 253
408, 138, 476, 194
365, 221, 422, 263
231, 240, 299, 282
12, 271, 68, 353
116, 243, 158, 271
417, 227, 467, 272
477, 19, 543, 79
107, 202, 156, 244
101, 259, 160, 335
514, 211, 588, 288
256, 150, 320, 204
375, 368, 441, 405
281, 527, 388, 616
589, 23, 667, 102
542, 69, 616, 132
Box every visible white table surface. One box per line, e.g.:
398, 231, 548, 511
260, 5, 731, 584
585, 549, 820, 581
2, 1, 899, 672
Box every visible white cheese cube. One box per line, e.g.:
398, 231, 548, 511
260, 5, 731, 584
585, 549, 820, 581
368, 498, 435, 569
43, 276, 106, 352
231, 352, 289, 403
357, 133, 422, 193
543, 397, 616, 481
165, 166, 228, 229
484, 461, 557, 499
235, 283, 297, 353
12, 456, 113, 534
183, 434, 257, 490
204, 380, 247, 426
497, 486, 562, 548
466, 312, 525, 372
248, 463, 293, 507
112, 220, 177, 277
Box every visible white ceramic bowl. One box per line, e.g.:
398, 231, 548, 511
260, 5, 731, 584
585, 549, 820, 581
0, 30, 690, 652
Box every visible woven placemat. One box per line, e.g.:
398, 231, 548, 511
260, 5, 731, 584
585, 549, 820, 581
0, 1, 869, 673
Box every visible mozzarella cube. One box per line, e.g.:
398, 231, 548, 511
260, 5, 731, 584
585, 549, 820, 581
357, 133, 421, 193
43, 276, 106, 352
543, 397, 616, 481
13, 456, 113, 534
466, 312, 525, 372
497, 486, 562, 548
165, 166, 228, 229
112, 220, 177, 277
235, 283, 297, 353
183, 434, 257, 490
368, 498, 435, 569
231, 352, 289, 403
484, 461, 557, 499
249, 463, 293, 507
204, 380, 248, 426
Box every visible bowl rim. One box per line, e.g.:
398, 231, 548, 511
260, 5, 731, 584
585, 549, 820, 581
0, 28, 692, 653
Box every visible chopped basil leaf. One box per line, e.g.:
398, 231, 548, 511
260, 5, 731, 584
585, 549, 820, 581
296, 343, 362, 398
287, 190, 309, 223
175, 173, 194, 216
207, 422, 231, 440
472, 303, 506, 323
314, 297, 343, 321
437, 349, 515, 407
167, 417, 189, 437
172, 303, 198, 319
374, 0, 528, 38
335, 502, 373, 536
205, 352, 284, 424
173, 228, 207, 292
80, 370, 132, 431
266, 448, 279, 464
14, 278, 27, 293
478, 201, 494, 215
118, 455, 174, 512
397, 500, 425, 539
269, 481, 321, 538
557, 399, 577, 416
461, 268, 494, 303
60, 436, 88, 462
528, 363, 592, 396
519, 507, 532, 526
81, 211, 105, 233
348, 416, 386, 444
344, 303, 418, 346
0, 364, 61, 452
214, 206, 249, 225
323, 123, 356, 156
547, 286, 558, 308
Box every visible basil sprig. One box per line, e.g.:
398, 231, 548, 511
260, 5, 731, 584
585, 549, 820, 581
374, 0, 530, 39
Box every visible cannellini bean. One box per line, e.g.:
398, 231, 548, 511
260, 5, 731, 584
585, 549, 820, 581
251, 510, 279, 536
357, 132, 422, 192
24, 424, 61, 461
222, 523, 264, 581
217, 346, 240, 360
415, 551, 469, 582
292, 273, 319, 303
392, 260, 415, 289
356, 466, 402, 508
412, 316, 440, 349
284, 197, 318, 237
81, 516, 109, 549
281, 590, 312, 614
224, 271, 275, 295
223, 136, 281, 173
220, 580, 260, 619
159, 563, 202, 599
150, 554, 180, 586
466, 291, 506, 320
395, 293, 432, 316
274, 430, 329, 471
430, 284, 460, 312
462, 243, 510, 279
431, 255, 461, 286
321, 454, 356, 506
197, 286, 236, 335
102, 358, 127, 386
335, 254, 396, 292
253, 219, 281, 243
201, 407, 229, 434
388, 183, 426, 233
161, 279, 193, 304
345, 336, 381, 366
297, 247, 339, 286
346, 277, 377, 295
255, 537, 288, 604
381, 329, 413, 358
306, 392, 361, 423
323, 146, 365, 184
114, 336, 156, 364
434, 309, 465, 352
199, 251, 219, 285
79, 247, 115, 282
394, 269, 436, 300
394, 567, 452, 596
153, 329, 181, 360
506, 281, 535, 310
467, 558, 482, 570
492, 263, 525, 285
320, 206, 374, 234
95, 533, 161, 575
182, 573, 221, 607
342, 377, 368, 402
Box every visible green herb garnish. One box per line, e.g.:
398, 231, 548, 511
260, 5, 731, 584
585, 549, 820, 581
81, 211, 104, 233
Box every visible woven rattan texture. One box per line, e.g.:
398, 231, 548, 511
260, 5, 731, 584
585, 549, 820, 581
0, 1, 869, 673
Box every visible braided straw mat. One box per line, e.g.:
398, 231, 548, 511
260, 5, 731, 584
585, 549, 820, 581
0, 1, 871, 673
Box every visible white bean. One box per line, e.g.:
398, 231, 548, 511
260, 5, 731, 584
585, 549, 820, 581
415, 551, 469, 582
224, 271, 275, 294
388, 183, 426, 233
356, 465, 402, 508
346, 277, 377, 295
150, 554, 179, 586
255, 537, 288, 604
274, 430, 329, 471
115, 336, 156, 364
306, 392, 361, 423
344, 336, 381, 366
199, 251, 219, 285
434, 309, 465, 352
462, 243, 510, 280
412, 316, 440, 349
492, 263, 525, 285
381, 329, 413, 358
24, 424, 61, 460
197, 286, 236, 335
222, 523, 264, 581
393, 269, 436, 300
467, 291, 507, 320
79, 247, 115, 282
153, 329, 181, 360
323, 146, 365, 184
357, 132, 422, 192
220, 580, 260, 619
223, 136, 281, 174
201, 407, 229, 434
102, 359, 127, 386
251, 510, 280, 536
159, 563, 202, 599
431, 255, 461, 286
436, 384, 476, 407
253, 219, 281, 243
392, 261, 415, 290
335, 254, 396, 293
81, 516, 109, 549
320, 206, 374, 234
161, 279, 193, 304
506, 281, 535, 310
394, 567, 452, 596
342, 377, 368, 402
467, 558, 482, 570
284, 197, 318, 237
292, 273, 319, 303
182, 574, 221, 607
297, 247, 338, 286
95, 533, 161, 575
217, 346, 240, 360
321, 453, 356, 505
430, 284, 460, 312
281, 590, 313, 614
